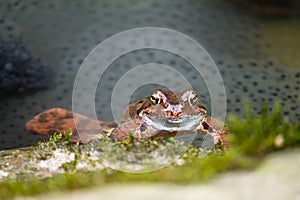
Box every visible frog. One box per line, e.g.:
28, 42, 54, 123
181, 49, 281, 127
110, 89, 227, 145
26, 89, 228, 147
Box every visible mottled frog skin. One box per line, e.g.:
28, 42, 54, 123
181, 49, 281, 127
26, 89, 228, 147
110, 89, 227, 146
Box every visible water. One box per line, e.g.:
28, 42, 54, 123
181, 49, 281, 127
0, 0, 299, 149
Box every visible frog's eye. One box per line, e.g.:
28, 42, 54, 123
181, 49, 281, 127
189, 93, 199, 105
150, 95, 161, 105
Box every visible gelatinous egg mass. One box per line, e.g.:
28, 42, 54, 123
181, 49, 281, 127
0, 41, 52, 97
0, 0, 299, 149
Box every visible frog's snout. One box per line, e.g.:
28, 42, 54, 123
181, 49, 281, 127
165, 110, 182, 117
164, 104, 183, 117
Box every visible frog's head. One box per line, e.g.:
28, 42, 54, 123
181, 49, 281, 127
137, 89, 207, 131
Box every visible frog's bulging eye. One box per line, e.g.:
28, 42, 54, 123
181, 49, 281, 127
150, 95, 160, 105
189, 93, 199, 105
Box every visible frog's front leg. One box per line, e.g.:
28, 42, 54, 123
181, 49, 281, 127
110, 120, 138, 141
197, 116, 228, 148
110, 117, 157, 141
110, 119, 161, 141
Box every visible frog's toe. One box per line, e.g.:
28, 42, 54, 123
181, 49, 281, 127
110, 127, 129, 141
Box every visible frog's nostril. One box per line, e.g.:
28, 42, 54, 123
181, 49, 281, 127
174, 112, 181, 117
166, 111, 172, 117
166, 111, 180, 117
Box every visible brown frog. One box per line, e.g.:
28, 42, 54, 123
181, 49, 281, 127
26, 89, 228, 147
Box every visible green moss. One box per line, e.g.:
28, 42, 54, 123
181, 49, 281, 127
0, 103, 299, 199
228, 102, 300, 156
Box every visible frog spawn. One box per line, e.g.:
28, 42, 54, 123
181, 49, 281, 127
0, 0, 299, 149
0, 40, 52, 97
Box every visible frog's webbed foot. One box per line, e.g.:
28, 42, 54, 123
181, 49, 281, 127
197, 116, 228, 148
110, 120, 142, 141
110, 127, 129, 141
110, 118, 168, 141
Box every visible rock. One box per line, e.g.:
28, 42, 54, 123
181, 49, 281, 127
25, 108, 116, 142
17, 149, 300, 200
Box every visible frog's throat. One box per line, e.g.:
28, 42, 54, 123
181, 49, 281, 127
141, 115, 204, 132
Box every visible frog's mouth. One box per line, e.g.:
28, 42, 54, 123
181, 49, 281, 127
141, 114, 204, 132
